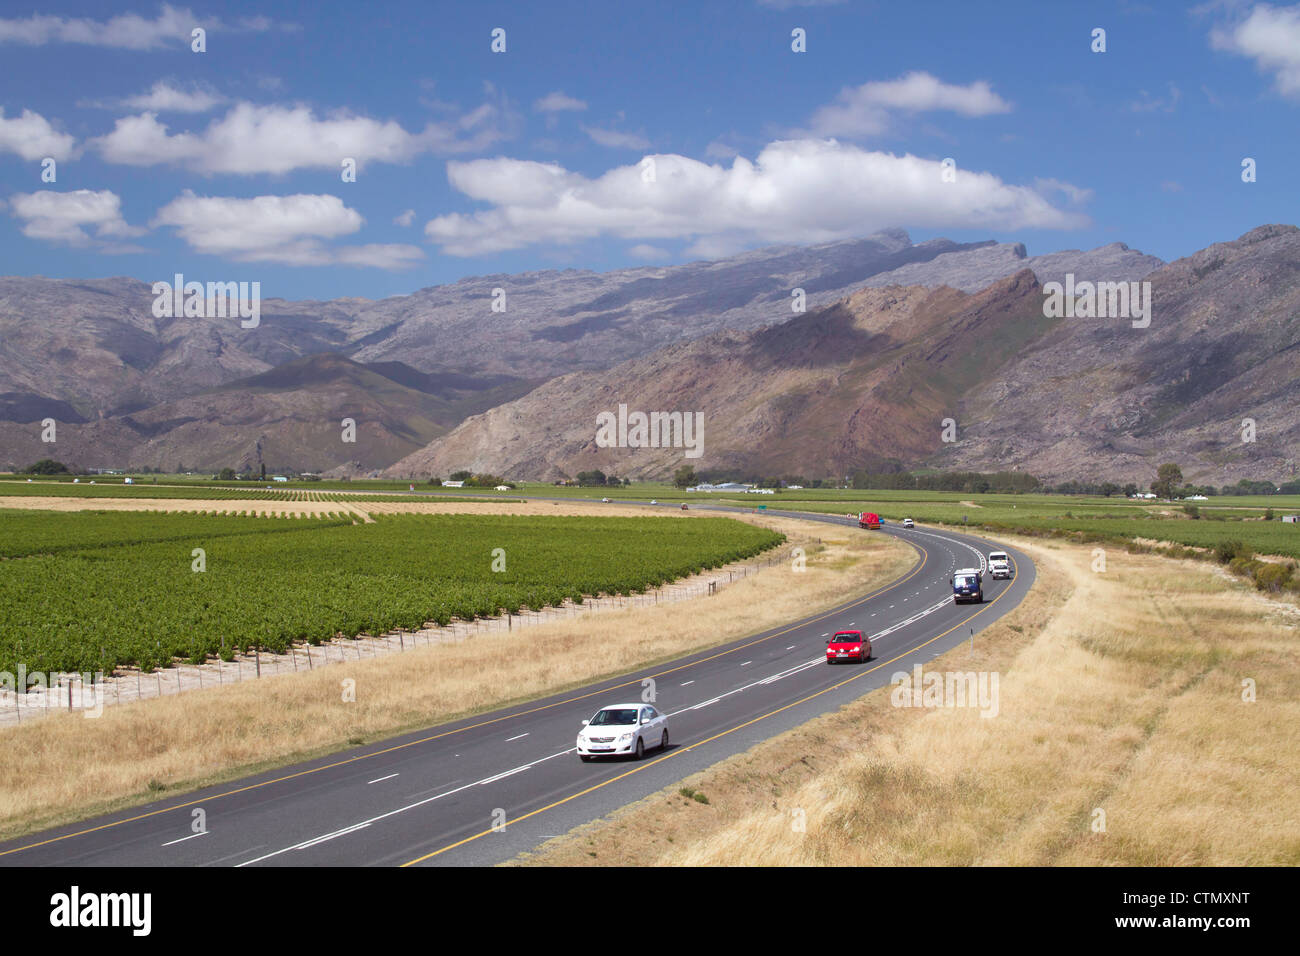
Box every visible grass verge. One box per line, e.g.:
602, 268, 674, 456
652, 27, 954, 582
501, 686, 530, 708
0, 512, 912, 843
516, 535, 1300, 866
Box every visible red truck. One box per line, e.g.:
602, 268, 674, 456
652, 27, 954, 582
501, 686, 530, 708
858, 512, 881, 529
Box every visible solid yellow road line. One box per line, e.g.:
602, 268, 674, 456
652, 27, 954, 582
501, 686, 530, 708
0, 523, 926, 859
400, 551, 1022, 866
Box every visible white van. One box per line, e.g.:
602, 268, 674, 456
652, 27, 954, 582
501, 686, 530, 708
988, 551, 1011, 579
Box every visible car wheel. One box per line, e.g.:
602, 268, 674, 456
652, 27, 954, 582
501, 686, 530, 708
634, 737, 645, 760
660, 730, 669, 751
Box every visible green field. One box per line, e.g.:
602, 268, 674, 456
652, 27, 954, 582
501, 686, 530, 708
0, 479, 505, 503
0, 511, 784, 675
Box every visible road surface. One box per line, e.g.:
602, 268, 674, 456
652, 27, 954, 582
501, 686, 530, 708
0, 508, 1033, 867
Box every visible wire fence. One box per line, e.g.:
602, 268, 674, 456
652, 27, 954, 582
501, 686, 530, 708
0, 544, 809, 726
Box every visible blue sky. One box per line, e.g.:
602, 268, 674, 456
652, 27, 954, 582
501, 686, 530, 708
0, 0, 1296, 300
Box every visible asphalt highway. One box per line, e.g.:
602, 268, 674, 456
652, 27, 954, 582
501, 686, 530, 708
0, 507, 1034, 867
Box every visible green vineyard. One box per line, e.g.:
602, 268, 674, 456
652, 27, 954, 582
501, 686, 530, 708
0, 511, 784, 674
0, 481, 498, 503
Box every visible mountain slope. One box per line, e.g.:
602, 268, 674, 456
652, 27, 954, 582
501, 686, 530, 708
384, 271, 1054, 480
385, 225, 1299, 485
0, 354, 539, 473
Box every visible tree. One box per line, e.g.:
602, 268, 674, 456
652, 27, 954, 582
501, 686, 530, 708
1123, 483, 1139, 497
1100, 482, 1119, 498
576, 470, 607, 487
672, 465, 696, 489
218, 467, 236, 481
1151, 463, 1183, 499
23, 458, 69, 475
449, 470, 473, 481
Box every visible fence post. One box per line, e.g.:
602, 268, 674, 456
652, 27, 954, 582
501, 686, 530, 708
255, 644, 261, 678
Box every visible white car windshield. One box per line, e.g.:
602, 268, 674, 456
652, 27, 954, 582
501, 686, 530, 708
590, 708, 638, 726
955, 575, 978, 587
989, 553, 1008, 562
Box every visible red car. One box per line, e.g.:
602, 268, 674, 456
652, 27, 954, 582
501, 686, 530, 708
826, 630, 872, 663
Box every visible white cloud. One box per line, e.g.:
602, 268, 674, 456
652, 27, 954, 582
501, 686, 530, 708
801, 71, 1013, 137
93, 100, 510, 174
0, 108, 76, 160
627, 243, 671, 260
393, 208, 416, 227
1033, 177, 1093, 204
424, 138, 1085, 257
1211, 3, 1300, 97
7, 189, 144, 247
582, 125, 651, 150
0, 4, 281, 49
119, 80, 227, 113
333, 244, 424, 269
704, 139, 741, 160
1129, 82, 1182, 112
150, 191, 422, 269
535, 91, 587, 112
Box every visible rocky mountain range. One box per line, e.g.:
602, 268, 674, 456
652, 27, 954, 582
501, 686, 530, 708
384, 225, 1299, 486
0, 226, 1192, 477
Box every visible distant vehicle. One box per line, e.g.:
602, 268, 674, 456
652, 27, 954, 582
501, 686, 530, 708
601, 497, 611, 502
901, 517, 915, 528
680, 503, 688, 510
952, 568, 984, 604
826, 630, 871, 664
576, 704, 669, 761
650, 499, 658, 505
858, 512, 881, 529
988, 551, 1012, 579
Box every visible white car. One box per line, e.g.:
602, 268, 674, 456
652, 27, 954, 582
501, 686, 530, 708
988, 551, 1012, 579
650, 499, 658, 505
901, 517, 915, 528
577, 704, 670, 761
601, 497, 611, 502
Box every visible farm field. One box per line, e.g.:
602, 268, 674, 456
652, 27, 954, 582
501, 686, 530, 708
0, 511, 784, 675
0, 479, 498, 503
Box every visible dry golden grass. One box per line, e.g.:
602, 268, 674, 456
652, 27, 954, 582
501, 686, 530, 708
519, 537, 1300, 867
0, 495, 732, 521
0, 513, 912, 842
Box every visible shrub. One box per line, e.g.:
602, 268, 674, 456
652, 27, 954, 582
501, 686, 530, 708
1253, 563, 1291, 593
1214, 540, 1247, 564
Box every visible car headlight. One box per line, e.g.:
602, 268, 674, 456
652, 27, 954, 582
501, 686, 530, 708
618, 733, 633, 742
